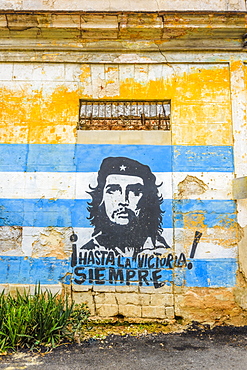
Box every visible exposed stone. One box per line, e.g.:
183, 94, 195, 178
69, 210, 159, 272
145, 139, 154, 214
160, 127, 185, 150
234, 287, 247, 310
72, 291, 96, 315
72, 284, 93, 292
31, 227, 72, 258
115, 285, 139, 293
150, 294, 174, 307
142, 306, 166, 319
139, 294, 151, 306
93, 285, 116, 292
0, 226, 23, 256
118, 304, 142, 318
165, 306, 175, 318
115, 293, 140, 306
94, 293, 117, 305
96, 304, 119, 317
177, 175, 208, 198
139, 285, 173, 294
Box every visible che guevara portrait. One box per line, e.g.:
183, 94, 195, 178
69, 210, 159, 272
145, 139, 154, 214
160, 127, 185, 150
80, 156, 170, 258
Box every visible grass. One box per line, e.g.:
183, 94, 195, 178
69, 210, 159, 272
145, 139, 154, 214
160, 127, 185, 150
0, 286, 90, 353
81, 319, 184, 340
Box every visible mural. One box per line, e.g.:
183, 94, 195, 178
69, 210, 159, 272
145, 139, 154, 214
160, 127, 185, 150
71, 156, 202, 288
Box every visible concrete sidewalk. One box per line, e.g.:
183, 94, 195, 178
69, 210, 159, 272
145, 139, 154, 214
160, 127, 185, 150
1, 326, 247, 370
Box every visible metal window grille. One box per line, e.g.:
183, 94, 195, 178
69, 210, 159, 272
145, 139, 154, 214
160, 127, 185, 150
78, 100, 170, 130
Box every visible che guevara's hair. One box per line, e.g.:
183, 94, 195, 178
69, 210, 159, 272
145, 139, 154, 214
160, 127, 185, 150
86, 157, 167, 248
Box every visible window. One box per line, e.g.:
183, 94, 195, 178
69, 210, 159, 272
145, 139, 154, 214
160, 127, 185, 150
78, 100, 170, 130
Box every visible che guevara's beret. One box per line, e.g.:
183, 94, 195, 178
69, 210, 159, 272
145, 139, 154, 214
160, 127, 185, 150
97, 156, 156, 186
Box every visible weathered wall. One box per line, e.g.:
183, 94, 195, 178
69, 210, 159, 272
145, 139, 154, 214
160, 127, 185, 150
0, 59, 246, 323
0, 9, 247, 324
1, 0, 246, 11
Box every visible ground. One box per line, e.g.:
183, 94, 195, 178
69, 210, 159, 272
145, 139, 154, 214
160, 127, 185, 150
1, 324, 247, 369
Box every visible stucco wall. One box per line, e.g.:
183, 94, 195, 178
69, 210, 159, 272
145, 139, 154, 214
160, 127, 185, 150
0, 0, 246, 11
0, 7, 247, 323
0, 57, 246, 323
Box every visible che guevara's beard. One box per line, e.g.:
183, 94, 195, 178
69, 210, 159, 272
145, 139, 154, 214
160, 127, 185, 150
94, 206, 148, 256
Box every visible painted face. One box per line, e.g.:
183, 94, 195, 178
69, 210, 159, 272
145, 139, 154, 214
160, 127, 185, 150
102, 174, 144, 226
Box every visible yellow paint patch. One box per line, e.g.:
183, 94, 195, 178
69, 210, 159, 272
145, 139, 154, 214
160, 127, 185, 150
0, 85, 80, 144
0, 63, 232, 145
119, 65, 232, 145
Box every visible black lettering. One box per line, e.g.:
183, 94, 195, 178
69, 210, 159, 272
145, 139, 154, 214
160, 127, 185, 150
166, 253, 173, 268
87, 251, 95, 265
177, 252, 187, 267
94, 250, 101, 265
152, 269, 164, 289
70, 233, 78, 242
117, 256, 124, 268
89, 268, 94, 283
138, 270, 149, 286
78, 251, 87, 265
148, 255, 155, 269
125, 258, 131, 268
126, 270, 136, 286
109, 268, 124, 284
70, 244, 77, 267
174, 255, 178, 267
137, 254, 145, 268
105, 251, 115, 266
144, 254, 148, 268
95, 267, 105, 284
160, 257, 166, 267
100, 251, 108, 265
74, 267, 86, 284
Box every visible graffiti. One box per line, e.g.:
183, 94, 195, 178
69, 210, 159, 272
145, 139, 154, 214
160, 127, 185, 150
71, 156, 202, 288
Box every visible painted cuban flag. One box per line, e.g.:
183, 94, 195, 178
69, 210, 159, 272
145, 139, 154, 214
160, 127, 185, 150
0, 137, 237, 289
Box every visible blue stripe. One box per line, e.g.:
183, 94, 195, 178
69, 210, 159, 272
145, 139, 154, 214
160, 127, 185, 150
75, 144, 172, 172
27, 144, 76, 172
0, 199, 236, 228
173, 200, 237, 228
0, 199, 172, 228
72, 259, 236, 288
0, 144, 28, 172
0, 256, 71, 285
173, 145, 234, 172
183, 258, 237, 287
0, 144, 233, 172
0, 256, 236, 287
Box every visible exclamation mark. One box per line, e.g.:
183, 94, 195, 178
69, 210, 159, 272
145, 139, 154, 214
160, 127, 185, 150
70, 233, 78, 268
187, 231, 202, 270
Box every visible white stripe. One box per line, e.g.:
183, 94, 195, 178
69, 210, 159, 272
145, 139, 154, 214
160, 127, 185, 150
174, 228, 237, 259
172, 172, 233, 200
21, 227, 174, 256
0, 172, 233, 200
21, 226, 237, 259
0, 172, 173, 200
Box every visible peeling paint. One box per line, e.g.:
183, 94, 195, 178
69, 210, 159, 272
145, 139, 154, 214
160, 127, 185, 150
0, 226, 23, 256
177, 175, 209, 199
31, 227, 73, 258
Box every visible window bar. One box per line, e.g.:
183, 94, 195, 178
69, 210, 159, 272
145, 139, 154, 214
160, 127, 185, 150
110, 101, 113, 129
79, 100, 170, 130
162, 103, 166, 130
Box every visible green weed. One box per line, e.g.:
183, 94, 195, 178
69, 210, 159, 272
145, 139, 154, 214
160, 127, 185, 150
0, 286, 90, 352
